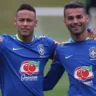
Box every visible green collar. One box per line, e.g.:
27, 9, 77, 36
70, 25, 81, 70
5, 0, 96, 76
16, 34, 36, 42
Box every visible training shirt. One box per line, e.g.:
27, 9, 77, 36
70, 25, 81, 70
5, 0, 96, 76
0, 34, 57, 96
52, 38, 96, 96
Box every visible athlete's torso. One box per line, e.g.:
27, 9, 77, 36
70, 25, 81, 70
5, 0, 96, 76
0, 34, 57, 96
56, 39, 96, 96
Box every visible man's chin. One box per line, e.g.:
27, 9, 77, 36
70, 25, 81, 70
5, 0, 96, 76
73, 32, 83, 35
71, 30, 82, 35
21, 34, 30, 37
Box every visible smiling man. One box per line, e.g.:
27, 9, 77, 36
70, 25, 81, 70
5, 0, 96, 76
44, 2, 96, 96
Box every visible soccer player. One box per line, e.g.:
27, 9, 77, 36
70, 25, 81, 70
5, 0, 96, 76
0, 2, 95, 96
0, 4, 64, 96
43, 2, 96, 96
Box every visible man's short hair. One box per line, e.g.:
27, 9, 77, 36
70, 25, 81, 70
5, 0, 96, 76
16, 4, 36, 14
64, 1, 86, 17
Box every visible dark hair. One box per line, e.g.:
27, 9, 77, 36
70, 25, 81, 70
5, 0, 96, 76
64, 1, 86, 17
16, 4, 36, 14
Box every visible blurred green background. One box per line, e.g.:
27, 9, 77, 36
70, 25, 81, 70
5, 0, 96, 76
0, 0, 85, 96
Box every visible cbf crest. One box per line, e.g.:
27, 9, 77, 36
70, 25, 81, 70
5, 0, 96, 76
89, 47, 96, 59
38, 44, 45, 55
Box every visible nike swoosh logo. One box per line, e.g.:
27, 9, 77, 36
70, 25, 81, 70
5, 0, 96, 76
65, 55, 73, 59
12, 48, 22, 51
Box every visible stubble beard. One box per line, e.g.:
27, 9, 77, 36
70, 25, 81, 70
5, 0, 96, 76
68, 24, 86, 36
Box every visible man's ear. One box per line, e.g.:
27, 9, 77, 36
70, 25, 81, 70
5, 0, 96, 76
64, 18, 67, 26
14, 18, 16, 25
35, 20, 38, 27
86, 14, 90, 23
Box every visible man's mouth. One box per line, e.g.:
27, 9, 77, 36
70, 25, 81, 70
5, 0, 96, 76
22, 28, 29, 32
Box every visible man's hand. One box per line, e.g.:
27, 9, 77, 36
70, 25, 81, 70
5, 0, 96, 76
87, 28, 96, 39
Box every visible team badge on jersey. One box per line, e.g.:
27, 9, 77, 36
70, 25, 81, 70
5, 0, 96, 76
38, 44, 45, 55
74, 66, 94, 81
89, 47, 96, 59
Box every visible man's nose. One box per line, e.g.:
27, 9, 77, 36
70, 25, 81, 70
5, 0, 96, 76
23, 21, 28, 25
73, 18, 78, 23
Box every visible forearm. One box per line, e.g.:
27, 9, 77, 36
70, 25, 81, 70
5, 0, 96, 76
43, 64, 64, 91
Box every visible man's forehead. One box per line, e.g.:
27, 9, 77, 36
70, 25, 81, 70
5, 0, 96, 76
65, 8, 85, 16
16, 10, 35, 17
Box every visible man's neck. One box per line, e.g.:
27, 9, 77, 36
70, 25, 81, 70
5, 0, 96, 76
16, 34, 35, 42
71, 30, 89, 42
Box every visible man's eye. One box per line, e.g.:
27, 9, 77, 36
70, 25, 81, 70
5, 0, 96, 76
27, 19, 32, 22
18, 19, 33, 22
76, 15, 82, 19
19, 19, 24, 22
68, 17, 73, 20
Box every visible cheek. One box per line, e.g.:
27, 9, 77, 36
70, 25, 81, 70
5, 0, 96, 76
16, 25, 22, 31
30, 23, 36, 28
66, 22, 72, 27
16, 25, 21, 29
81, 20, 86, 26
66, 20, 72, 25
33, 22, 37, 27
81, 18, 86, 22
29, 26, 34, 31
16, 22, 22, 27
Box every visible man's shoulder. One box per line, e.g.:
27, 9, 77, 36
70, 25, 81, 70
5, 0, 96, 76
0, 34, 16, 44
56, 39, 73, 50
0, 34, 9, 42
38, 35, 53, 41
38, 35, 59, 45
0, 34, 12, 38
